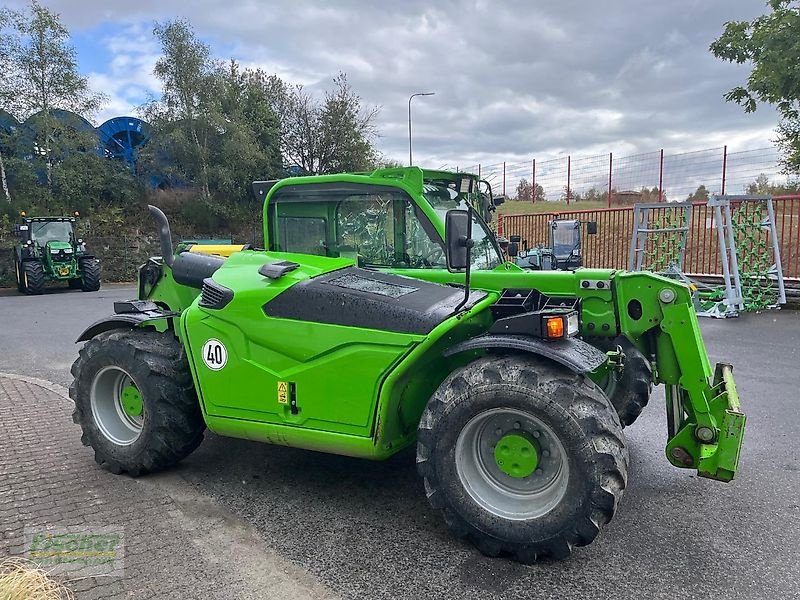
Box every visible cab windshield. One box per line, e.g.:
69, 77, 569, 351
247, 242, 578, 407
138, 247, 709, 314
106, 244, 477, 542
30, 221, 74, 245
422, 184, 502, 270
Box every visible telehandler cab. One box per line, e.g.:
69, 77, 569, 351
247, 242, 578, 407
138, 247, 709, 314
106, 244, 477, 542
71, 167, 745, 562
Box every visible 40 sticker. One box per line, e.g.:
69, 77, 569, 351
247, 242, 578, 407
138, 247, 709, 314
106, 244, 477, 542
201, 339, 228, 371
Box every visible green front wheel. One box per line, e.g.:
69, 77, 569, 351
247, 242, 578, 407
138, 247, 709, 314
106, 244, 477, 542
417, 355, 628, 562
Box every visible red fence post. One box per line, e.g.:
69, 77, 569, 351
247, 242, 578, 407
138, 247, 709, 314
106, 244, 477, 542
607, 152, 613, 208
721, 145, 727, 195
503, 161, 506, 196
532, 159, 536, 204
566, 155, 571, 205
658, 148, 664, 202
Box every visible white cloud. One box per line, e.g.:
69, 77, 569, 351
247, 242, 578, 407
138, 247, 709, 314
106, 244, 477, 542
84, 23, 161, 124
8, 0, 781, 167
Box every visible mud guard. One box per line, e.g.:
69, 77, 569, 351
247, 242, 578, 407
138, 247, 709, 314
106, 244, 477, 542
76, 301, 179, 342
443, 334, 607, 375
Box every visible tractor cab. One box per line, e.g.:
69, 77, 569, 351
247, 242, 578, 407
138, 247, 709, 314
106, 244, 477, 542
550, 219, 583, 269
513, 218, 597, 271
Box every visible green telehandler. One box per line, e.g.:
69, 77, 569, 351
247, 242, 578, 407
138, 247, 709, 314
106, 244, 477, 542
12, 213, 101, 294
70, 167, 745, 562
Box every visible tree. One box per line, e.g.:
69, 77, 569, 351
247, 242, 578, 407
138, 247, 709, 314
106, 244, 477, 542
266, 72, 380, 174
687, 184, 709, 202
50, 152, 140, 214
515, 177, 532, 202
746, 172, 800, 195
200, 60, 283, 199
144, 22, 285, 207
146, 19, 215, 199
533, 182, 545, 202
0, 8, 19, 202
142, 44, 284, 208
710, 1, 800, 173
6, 1, 104, 189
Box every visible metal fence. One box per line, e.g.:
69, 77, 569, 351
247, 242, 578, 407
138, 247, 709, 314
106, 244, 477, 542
498, 196, 800, 280
463, 146, 788, 204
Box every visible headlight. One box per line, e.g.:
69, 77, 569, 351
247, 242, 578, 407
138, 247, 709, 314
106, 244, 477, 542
63, 248, 73, 253
567, 312, 579, 336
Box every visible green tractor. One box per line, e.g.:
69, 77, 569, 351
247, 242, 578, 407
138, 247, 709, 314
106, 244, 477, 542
70, 167, 745, 562
13, 213, 101, 295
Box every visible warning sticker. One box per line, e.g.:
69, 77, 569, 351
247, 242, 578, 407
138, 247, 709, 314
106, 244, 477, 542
201, 339, 227, 371
277, 381, 289, 404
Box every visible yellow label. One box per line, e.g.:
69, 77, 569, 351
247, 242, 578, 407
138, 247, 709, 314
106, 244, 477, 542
277, 381, 289, 404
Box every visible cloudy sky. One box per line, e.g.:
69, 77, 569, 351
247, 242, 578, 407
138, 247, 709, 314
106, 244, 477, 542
5, 0, 779, 169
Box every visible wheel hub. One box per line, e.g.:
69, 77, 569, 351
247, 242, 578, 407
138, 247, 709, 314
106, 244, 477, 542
90, 366, 144, 446
494, 433, 539, 478
120, 384, 143, 418
455, 408, 570, 520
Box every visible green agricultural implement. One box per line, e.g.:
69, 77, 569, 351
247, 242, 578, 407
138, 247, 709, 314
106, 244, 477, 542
70, 167, 745, 562
12, 213, 101, 295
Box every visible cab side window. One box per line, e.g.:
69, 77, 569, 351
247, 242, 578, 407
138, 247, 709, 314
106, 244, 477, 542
404, 201, 445, 268
337, 195, 397, 266
272, 187, 445, 268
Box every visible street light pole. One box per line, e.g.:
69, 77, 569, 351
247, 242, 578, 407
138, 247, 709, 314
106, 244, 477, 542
408, 92, 435, 166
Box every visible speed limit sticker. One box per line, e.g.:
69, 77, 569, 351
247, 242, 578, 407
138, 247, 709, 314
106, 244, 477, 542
201, 339, 228, 371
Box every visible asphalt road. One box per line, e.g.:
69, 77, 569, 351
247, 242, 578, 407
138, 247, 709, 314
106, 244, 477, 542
1, 285, 799, 599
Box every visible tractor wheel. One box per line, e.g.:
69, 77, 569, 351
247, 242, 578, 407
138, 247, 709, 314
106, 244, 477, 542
70, 329, 205, 476
592, 336, 653, 427
417, 355, 628, 563
80, 258, 101, 292
13, 256, 24, 293
22, 261, 45, 295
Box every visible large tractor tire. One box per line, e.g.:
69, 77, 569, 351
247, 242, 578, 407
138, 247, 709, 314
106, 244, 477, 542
592, 336, 652, 427
70, 329, 205, 476
417, 355, 628, 563
79, 258, 101, 292
22, 261, 45, 295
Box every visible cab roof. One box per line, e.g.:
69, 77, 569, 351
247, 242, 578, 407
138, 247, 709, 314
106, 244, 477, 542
22, 217, 76, 223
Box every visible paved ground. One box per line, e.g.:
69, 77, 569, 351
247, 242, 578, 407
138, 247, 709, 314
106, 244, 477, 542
0, 376, 334, 599
1, 285, 799, 599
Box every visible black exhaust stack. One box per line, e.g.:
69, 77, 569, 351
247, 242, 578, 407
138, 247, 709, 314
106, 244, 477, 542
148, 205, 174, 267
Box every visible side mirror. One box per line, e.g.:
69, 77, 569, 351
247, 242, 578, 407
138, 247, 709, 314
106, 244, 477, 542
493, 194, 506, 206
586, 221, 598, 235
445, 209, 472, 271
507, 242, 519, 258
509, 235, 521, 243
